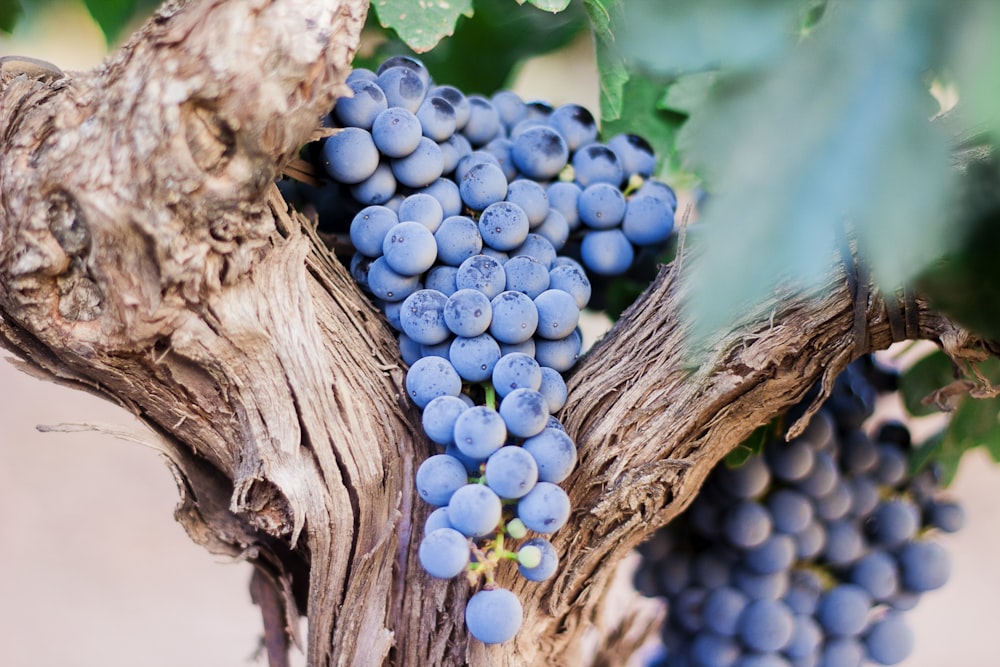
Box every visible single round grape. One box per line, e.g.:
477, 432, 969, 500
350, 205, 398, 258
335, 78, 389, 129
796, 450, 838, 498
443, 288, 493, 337
737, 599, 794, 652
534, 209, 571, 255
489, 290, 539, 344
716, 454, 770, 499
491, 90, 526, 126
417, 95, 457, 142
371, 106, 423, 158
926, 499, 965, 533
537, 367, 568, 413
485, 445, 538, 499
453, 405, 507, 459
382, 220, 437, 276
517, 537, 558, 581
534, 328, 582, 372
864, 611, 914, 665
505, 256, 550, 298
623, 193, 675, 245
850, 551, 899, 601
424, 506, 452, 533
571, 143, 624, 187
376, 55, 431, 88
517, 481, 571, 533
822, 519, 866, 567
416, 454, 470, 506
465, 588, 522, 644
405, 357, 462, 408
421, 395, 469, 446
817, 584, 872, 637
636, 178, 679, 208
703, 586, 749, 637
399, 289, 449, 345
322, 127, 379, 184
499, 387, 550, 438
874, 443, 908, 486
793, 519, 827, 560
463, 95, 502, 146
491, 352, 542, 398
448, 483, 503, 538
578, 182, 627, 229
391, 136, 444, 188
456, 254, 507, 298
546, 181, 581, 230
847, 475, 881, 518
785, 614, 823, 660
449, 333, 501, 383
607, 133, 656, 178
460, 161, 508, 211
367, 256, 420, 302
397, 192, 444, 232
479, 201, 530, 252
580, 229, 634, 276
533, 289, 580, 340
350, 160, 397, 205
766, 438, 816, 482
867, 498, 920, 548
511, 233, 557, 268
820, 637, 865, 667
522, 427, 577, 483
419, 527, 469, 578
376, 65, 427, 112
511, 125, 569, 180
767, 488, 814, 534
743, 534, 796, 575
722, 500, 773, 549
815, 479, 853, 522
506, 179, 550, 227
434, 215, 483, 266
548, 264, 591, 309
898, 540, 950, 592
840, 430, 878, 475
548, 103, 598, 151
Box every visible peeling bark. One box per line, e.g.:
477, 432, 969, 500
0, 1, 995, 666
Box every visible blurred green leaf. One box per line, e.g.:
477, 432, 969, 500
362, 0, 586, 94
82, 0, 137, 45
521, 0, 572, 12
616, 0, 804, 76
899, 350, 956, 417
583, 0, 627, 123
373, 0, 474, 53
0, 0, 22, 34
662, 71, 718, 115
950, 1, 1000, 143
677, 1, 955, 338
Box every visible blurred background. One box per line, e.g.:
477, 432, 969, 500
2, 2, 999, 666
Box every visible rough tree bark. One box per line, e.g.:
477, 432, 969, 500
0, 1, 995, 666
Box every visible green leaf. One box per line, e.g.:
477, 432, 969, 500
0, 0, 22, 34
616, 0, 805, 77
373, 0, 475, 53
82, 0, 137, 45
950, 1, 1000, 143
661, 71, 718, 115
932, 395, 1000, 485
583, 0, 628, 123
361, 0, 587, 94
725, 416, 782, 467
898, 350, 956, 417
521, 0, 572, 12
678, 1, 955, 339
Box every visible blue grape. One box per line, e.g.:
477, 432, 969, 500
449, 333, 501, 383
376, 55, 431, 88
465, 588, 522, 644
455, 149, 502, 182
767, 489, 814, 534
533, 289, 580, 340
578, 182, 627, 229
548, 103, 598, 151
460, 161, 508, 211
491, 352, 542, 398
346, 67, 377, 84
793, 520, 827, 560
815, 480, 853, 522
546, 181, 582, 230
405, 356, 462, 408
897, 540, 950, 592
500, 338, 536, 357
765, 438, 816, 482
484, 137, 518, 181
376, 65, 427, 112
817, 584, 871, 637
703, 586, 749, 636
820, 638, 865, 667
491, 90, 526, 127
445, 444, 485, 476
479, 201, 530, 251
925, 499, 964, 532
866, 498, 919, 548
547, 263, 591, 309
434, 216, 483, 266
522, 427, 577, 483
874, 443, 907, 487
517, 537, 558, 581
499, 388, 550, 438
863, 612, 913, 665
322, 127, 379, 184
367, 256, 420, 302
607, 133, 656, 178
722, 500, 773, 549
416, 177, 463, 217
418, 527, 470, 578
350, 253, 374, 291
505, 256, 550, 298
424, 506, 452, 533
417, 95, 457, 142
506, 179, 550, 227
580, 229, 634, 276
485, 445, 538, 499
839, 430, 878, 475
371, 106, 423, 158
453, 405, 507, 459
737, 599, 794, 652
438, 132, 472, 175
517, 481, 571, 533
786, 614, 823, 660
444, 288, 493, 337
489, 291, 539, 344
335, 78, 388, 129
400, 289, 449, 345
456, 254, 507, 297
571, 143, 624, 187
797, 450, 838, 498
416, 454, 470, 506
733, 566, 790, 600
822, 519, 865, 567
742, 534, 795, 575
382, 221, 437, 276
850, 551, 899, 601
534, 207, 570, 251
398, 333, 422, 365
421, 395, 469, 445
463, 95, 502, 146
350, 205, 398, 257
537, 366, 568, 412
847, 475, 880, 518
391, 136, 444, 188
397, 192, 444, 231
420, 338, 452, 361
623, 193, 675, 245
534, 328, 582, 372
512, 233, 557, 268
689, 632, 740, 667
716, 454, 770, 499
430, 84, 471, 129
447, 483, 503, 538
511, 125, 569, 180
350, 160, 397, 205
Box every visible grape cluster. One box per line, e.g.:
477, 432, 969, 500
634, 360, 964, 667
307, 55, 678, 644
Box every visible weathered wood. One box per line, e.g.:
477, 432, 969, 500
1, 1, 995, 666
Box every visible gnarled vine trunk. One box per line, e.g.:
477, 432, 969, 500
0, 1, 994, 665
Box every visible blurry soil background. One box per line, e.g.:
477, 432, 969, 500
2, 4, 998, 666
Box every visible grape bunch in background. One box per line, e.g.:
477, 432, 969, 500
634, 359, 964, 667
298, 55, 678, 644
